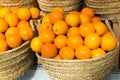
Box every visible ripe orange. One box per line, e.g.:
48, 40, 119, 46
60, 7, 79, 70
0, 7, 11, 19
70, 11, 80, 15
84, 33, 101, 49
0, 39, 8, 52
51, 7, 64, 15
39, 22, 52, 33
53, 20, 68, 35
29, 7, 40, 19
93, 22, 108, 36
39, 30, 55, 43
79, 22, 95, 37
6, 34, 22, 49
5, 13, 19, 27
54, 54, 62, 60
17, 7, 31, 21
49, 10, 64, 24
0, 33, 5, 40
41, 43, 58, 58
0, 19, 9, 33
59, 46, 75, 60
19, 26, 34, 41
101, 33, 117, 51
91, 48, 106, 58
81, 7, 94, 18
54, 35, 67, 49
42, 14, 51, 23
5, 27, 19, 37
65, 13, 80, 27
17, 20, 30, 30
67, 27, 80, 37
30, 37, 43, 53
79, 13, 91, 24
75, 45, 91, 59
67, 36, 83, 49
10, 7, 20, 14
91, 17, 101, 23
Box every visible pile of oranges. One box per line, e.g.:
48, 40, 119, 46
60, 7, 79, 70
0, 6, 40, 52
30, 7, 117, 60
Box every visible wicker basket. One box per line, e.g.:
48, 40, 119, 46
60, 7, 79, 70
37, 0, 82, 14
0, 0, 38, 8
0, 20, 36, 80
36, 20, 119, 80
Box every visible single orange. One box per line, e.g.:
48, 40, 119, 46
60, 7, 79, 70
70, 11, 80, 15
79, 13, 91, 24
0, 7, 11, 19
91, 17, 101, 23
17, 20, 30, 30
6, 34, 22, 49
67, 36, 83, 49
91, 48, 106, 58
51, 7, 64, 15
41, 43, 58, 58
59, 46, 75, 60
54, 35, 67, 49
79, 22, 95, 37
42, 14, 51, 23
0, 19, 9, 33
75, 45, 91, 60
10, 7, 20, 14
0, 39, 8, 52
29, 7, 40, 19
54, 54, 62, 60
0, 33, 5, 40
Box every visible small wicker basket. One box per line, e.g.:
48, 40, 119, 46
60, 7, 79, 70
36, 20, 119, 80
0, 20, 36, 80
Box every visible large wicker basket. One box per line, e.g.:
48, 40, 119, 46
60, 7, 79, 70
0, 20, 36, 80
36, 20, 119, 80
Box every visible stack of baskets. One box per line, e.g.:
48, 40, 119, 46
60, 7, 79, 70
0, 20, 36, 80
84, 0, 120, 20
35, 20, 119, 80
37, 0, 83, 14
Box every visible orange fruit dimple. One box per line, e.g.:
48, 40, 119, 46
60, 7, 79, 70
54, 35, 67, 49
84, 33, 101, 49
0, 19, 9, 33
79, 22, 95, 37
6, 34, 22, 49
91, 48, 106, 58
67, 27, 79, 37
29, 7, 40, 19
59, 46, 75, 60
17, 20, 30, 30
79, 13, 91, 24
0, 33, 5, 40
0, 7, 11, 19
0, 39, 8, 52
41, 43, 58, 58
75, 45, 92, 60
67, 36, 83, 49
81, 7, 94, 18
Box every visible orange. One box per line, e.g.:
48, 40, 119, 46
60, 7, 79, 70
10, 7, 20, 14
0, 19, 8, 33
102, 31, 112, 37
67, 27, 79, 37
0, 39, 8, 52
67, 36, 83, 49
30, 37, 43, 53
39, 30, 55, 43
65, 13, 80, 27
81, 7, 94, 18
0, 33, 5, 40
49, 10, 64, 24
6, 34, 22, 49
17, 7, 31, 21
5, 27, 19, 37
54, 54, 62, 60
39, 22, 52, 33
0, 7, 11, 19
42, 14, 51, 23
79, 22, 95, 37
41, 43, 58, 58
54, 35, 67, 49
17, 20, 30, 30
75, 45, 91, 59
19, 26, 34, 41
5, 13, 19, 27
59, 46, 75, 60
53, 20, 68, 35
91, 48, 106, 58
70, 11, 80, 15
91, 17, 101, 23
93, 22, 108, 36
84, 33, 101, 49
101, 33, 117, 51
79, 13, 91, 24
29, 7, 40, 19
51, 7, 64, 15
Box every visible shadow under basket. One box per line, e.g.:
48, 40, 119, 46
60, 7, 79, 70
36, 20, 119, 80
0, 41, 35, 80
